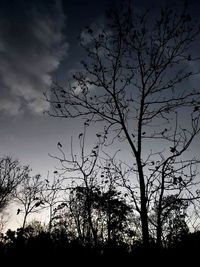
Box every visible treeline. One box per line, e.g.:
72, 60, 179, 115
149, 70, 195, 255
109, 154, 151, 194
0, 156, 200, 265
0, 155, 195, 245
0, 221, 200, 265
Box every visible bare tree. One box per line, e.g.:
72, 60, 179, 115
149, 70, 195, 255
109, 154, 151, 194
14, 174, 45, 229
41, 173, 64, 231
0, 156, 30, 212
50, 125, 104, 246
46, 2, 200, 246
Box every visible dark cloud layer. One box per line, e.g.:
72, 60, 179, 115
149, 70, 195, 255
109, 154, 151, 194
0, 0, 68, 115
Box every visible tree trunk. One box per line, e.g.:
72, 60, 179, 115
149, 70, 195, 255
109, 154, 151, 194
48, 205, 53, 232
86, 198, 97, 246
156, 222, 162, 248
137, 160, 149, 247
156, 166, 166, 247
22, 212, 28, 229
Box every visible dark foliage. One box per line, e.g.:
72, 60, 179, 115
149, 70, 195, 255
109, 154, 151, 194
0, 225, 199, 266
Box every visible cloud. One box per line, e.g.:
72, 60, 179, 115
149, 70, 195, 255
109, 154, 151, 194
0, 0, 68, 116
71, 79, 95, 96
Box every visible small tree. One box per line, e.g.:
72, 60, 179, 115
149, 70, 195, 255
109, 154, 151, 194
41, 174, 64, 231
96, 188, 131, 244
161, 195, 189, 245
50, 125, 104, 246
14, 174, 45, 229
0, 156, 30, 212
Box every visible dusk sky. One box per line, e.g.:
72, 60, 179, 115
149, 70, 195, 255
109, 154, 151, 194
1, 0, 200, 179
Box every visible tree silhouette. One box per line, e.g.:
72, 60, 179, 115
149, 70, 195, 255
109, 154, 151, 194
95, 188, 131, 245
163, 197, 189, 246
46, 2, 200, 246
52, 184, 132, 249
41, 174, 64, 232
14, 174, 45, 229
0, 156, 30, 212
49, 124, 107, 246
150, 194, 190, 246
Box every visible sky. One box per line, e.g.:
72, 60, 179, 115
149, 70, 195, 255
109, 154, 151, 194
1, 0, 200, 231
0, 0, 112, 177
0, 0, 200, 179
